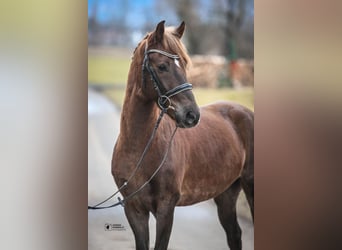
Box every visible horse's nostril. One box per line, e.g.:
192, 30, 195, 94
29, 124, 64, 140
185, 111, 197, 125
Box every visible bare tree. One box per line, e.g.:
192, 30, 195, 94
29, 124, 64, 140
167, 0, 253, 58
224, 0, 246, 59
88, 0, 253, 57
88, 0, 100, 45
169, 0, 202, 54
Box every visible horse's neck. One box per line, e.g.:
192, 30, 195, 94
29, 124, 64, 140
119, 86, 159, 150
122, 98, 157, 131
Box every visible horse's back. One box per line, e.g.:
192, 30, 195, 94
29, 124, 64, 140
201, 101, 253, 123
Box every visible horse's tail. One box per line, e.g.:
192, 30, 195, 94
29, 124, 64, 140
228, 104, 254, 219
237, 107, 254, 219
240, 107, 254, 176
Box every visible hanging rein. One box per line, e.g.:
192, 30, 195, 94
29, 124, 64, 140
88, 42, 192, 210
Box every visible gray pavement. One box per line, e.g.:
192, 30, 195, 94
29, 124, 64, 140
88, 89, 254, 250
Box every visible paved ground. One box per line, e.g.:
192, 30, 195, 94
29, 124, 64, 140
88, 89, 254, 250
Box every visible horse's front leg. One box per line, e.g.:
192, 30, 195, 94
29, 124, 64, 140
154, 194, 179, 250
124, 201, 150, 250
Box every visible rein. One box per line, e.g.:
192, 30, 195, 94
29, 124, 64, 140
88, 109, 178, 209
88, 43, 191, 210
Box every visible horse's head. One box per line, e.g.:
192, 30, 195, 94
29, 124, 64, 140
140, 21, 200, 128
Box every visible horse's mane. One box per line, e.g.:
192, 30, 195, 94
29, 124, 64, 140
132, 26, 191, 70
126, 26, 192, 97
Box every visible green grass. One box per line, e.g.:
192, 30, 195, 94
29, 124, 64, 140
89, 54, 254, 111
104, 87, 254, 111
88, 56, 130, 85
104, 88, 126, 107
193, 88, 254, 111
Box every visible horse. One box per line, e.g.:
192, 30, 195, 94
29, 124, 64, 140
112, 20, 254, 250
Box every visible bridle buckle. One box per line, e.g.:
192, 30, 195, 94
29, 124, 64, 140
158, 95, 174, 110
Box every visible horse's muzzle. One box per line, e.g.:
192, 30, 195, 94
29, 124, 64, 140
176, 108, 200, 128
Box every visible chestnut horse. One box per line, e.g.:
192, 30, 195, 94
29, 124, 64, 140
112, 21, 254, 250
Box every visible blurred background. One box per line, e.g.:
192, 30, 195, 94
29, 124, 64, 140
88, 0, 254, 109
1, 0, 341, 249
88, 0, 254, 249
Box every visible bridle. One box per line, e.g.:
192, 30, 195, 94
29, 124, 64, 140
88, 41, 193, 210
142, 41, 193, 110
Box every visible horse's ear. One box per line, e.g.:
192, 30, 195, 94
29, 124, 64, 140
153, 20, 165, 43
174, 21, 185, 39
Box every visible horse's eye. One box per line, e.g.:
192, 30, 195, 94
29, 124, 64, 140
157, 64, 168, 72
